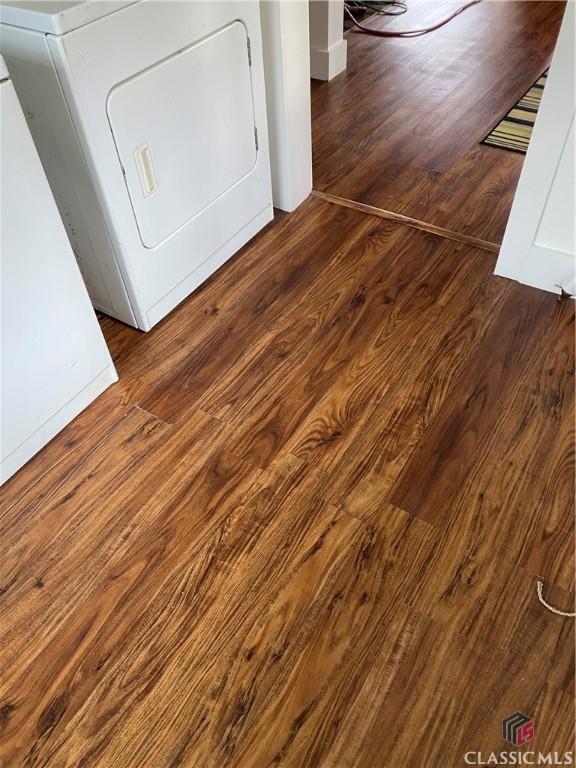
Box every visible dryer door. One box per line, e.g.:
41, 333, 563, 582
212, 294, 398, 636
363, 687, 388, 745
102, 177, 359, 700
107, 20, 257, 249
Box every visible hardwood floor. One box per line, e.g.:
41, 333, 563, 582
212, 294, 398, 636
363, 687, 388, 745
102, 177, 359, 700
1, 3, 574, 765
1, 196, 574, 766
312, 0, 566, 243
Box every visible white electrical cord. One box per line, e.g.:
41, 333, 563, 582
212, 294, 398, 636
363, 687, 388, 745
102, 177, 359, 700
536, 578, 576, 618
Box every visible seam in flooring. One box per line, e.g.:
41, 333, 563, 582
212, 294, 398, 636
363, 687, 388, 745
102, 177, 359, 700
312, 190, 501, 254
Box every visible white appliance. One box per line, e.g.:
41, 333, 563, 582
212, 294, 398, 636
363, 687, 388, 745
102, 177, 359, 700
1, 54, 117, 485
0, 1, 273, 330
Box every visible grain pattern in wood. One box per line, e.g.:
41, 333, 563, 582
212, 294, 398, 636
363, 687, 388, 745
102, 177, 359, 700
1, 197, 573, 767
389, 289, 573, 528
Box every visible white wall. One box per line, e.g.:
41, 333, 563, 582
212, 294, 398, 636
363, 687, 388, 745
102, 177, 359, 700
309, 0, 347, 80
260, 0, 312, 211
495, 3, 575, 295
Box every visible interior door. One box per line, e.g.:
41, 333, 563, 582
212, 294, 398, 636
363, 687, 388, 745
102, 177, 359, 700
495, 4, 575, 294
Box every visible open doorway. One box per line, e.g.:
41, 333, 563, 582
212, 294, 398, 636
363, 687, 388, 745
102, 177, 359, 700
311, 0, 566, 247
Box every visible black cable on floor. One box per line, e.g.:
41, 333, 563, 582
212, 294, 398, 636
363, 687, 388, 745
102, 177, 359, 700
345, 0, 408, 18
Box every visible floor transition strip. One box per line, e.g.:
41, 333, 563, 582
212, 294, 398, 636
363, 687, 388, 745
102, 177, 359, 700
312, 190, 501, 254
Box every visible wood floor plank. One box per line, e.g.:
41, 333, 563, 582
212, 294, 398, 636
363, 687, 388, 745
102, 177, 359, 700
0, 408, 175, 676
9, 458, 356, 766
200, 509, 436, 768
0, 414, 264, 766
389, 286, 567, 523
30, 464, 437, 768
205, 228, 499, 473
532, 684, 576, 756
196, 212, 383, 422
375, 302, 575, 655
327, 614, 570, 767
285, 242, 508, 504
387, 298, 575, 587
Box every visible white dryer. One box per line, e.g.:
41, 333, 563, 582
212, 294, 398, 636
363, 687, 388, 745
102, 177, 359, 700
0, 1, 273, 330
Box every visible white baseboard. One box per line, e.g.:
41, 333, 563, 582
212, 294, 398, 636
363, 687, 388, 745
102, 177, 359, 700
495, 244, 576, 295
310, 38, 347, 81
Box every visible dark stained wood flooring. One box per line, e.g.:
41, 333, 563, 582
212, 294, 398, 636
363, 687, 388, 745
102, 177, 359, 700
312, 0, 566, 243
1, 196, 574, 767
1, 2, 574, 764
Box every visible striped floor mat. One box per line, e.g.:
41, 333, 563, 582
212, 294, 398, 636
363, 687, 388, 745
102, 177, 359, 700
482, 71, 547, 153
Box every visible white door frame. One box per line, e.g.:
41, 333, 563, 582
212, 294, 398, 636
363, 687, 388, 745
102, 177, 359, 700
259, 0, 348, 211
495, 2, 575, 294
260, 0, 313, 211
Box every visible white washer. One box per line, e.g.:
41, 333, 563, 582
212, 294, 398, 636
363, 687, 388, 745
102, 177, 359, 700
0, 1, 273, 330
1, 54, 117, 485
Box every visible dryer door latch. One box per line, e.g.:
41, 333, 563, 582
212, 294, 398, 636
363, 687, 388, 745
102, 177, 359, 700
134, 143, 158, 198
